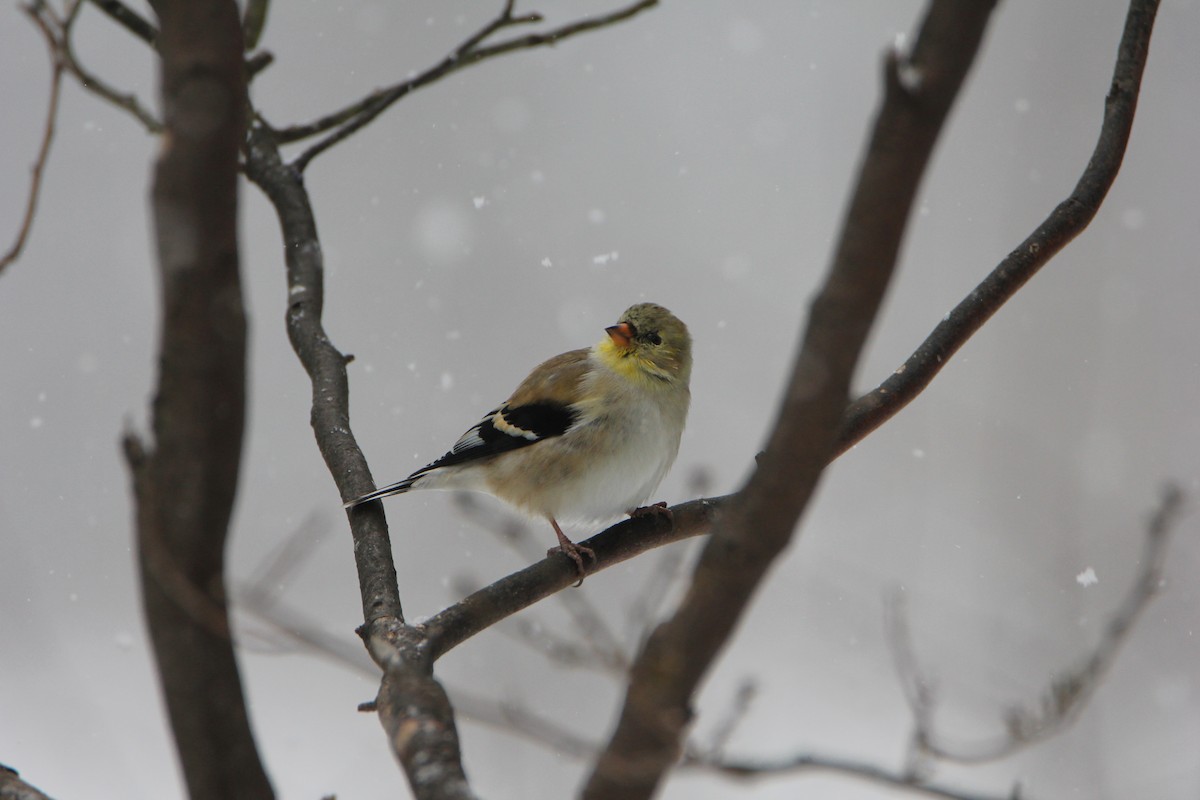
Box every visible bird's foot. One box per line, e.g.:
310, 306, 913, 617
629, 501, 673, 524
549, 519, 596, 586
549, 540, 597, 586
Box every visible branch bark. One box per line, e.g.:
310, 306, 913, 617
18, 0, 1162, 797
0, 765, 56, 800
281, 0, 658, 171
413, 0, 1160, 680
889, 485, 1182, 764
123, 2, 272, 798
1, 2, 71, 276
582, 3, 999, 797
687, 752, 1021, 800
245, 122, 473, 800
834, 0, 1161, 456
242, 4, 665, 796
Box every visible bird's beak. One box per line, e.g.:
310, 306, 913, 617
606, 322, 634, 349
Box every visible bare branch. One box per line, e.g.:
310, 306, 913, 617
1, 3, 69, 275
454, 494, 629, 671
368, 620, 478, 800
419, 0, 1165, 670
28, 0, 164, 132
581, 3, 998, 797
410, 0, 1166, 668
242, 0, 268, 50
86, 0, 158, 47
0, 765, 56, 800
282, 0, 657, 171
124, 1, 272, 796
691, 679, 757, 761
237, 591, 599, 760
834, 0, 1162, 458
244, 123, 403, 622
451, 690, 597, 760
425, 497, 724, 660
239, 510, 330, 611
890, 485, 1184, 764
687, 751, 1024, 800
245, 119, 476, 798
61, 33, 163, 131
624, 468, 713, 639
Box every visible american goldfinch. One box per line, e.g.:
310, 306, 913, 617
345, 302, 692, 578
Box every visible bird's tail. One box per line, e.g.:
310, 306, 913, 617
343, 477, 417, 509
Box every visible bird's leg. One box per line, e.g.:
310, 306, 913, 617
629, 501, 672, 523
549, 518, 595, 585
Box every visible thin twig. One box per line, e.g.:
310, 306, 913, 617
238, 591, 600, 760
693, 679, 757, 761
242, 0, 269, 51
26, 0, 163, 132
889, 485, 1184, 764
85, 0, 157, 47
418, 0, 1161, 668
453, 494, 629, 671
582, 4, 999, 797
61, 21, 163, 132
283, 0, 657, 171
245, 119, 476, 800
834, 0, 1162, 458
687, 751, 1025, 800
425, 496, 724, 661
239, 510, 330, 611
624, 468, 712, 640
2, 3, 68, 275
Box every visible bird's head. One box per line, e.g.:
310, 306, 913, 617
599, 303, 692, 386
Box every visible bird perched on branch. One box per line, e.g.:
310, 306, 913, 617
344, 302, 692, 581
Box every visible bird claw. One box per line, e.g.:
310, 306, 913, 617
629, 501, 672, 523
548, 541, 596, 586
547, 518, 595, 586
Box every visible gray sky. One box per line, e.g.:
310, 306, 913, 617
3, 1, 1199, 798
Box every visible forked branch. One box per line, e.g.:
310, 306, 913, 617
414, 0, 1162, 670
888, 485, 1183, 765
582, 3, 999, 797
281, 0, 658, 171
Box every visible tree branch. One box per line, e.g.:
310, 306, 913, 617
582, 3, 999, 797
241, 0, 268, 50
244, 121, 474, 800
281, 0, 657, 172
0, 765, 56, 800
243, 123, 403, 624
687, 751, 1024, 800
833, 0, 1161, 457
414, 0, 1164, 671
30, 0, 1165, 794
425, 497, 722, 661
368, 620, 477, 800
889, 485, 1184, 764
86, 0, 157, 47
1, 2, 70, 276
123, 1, 272, 797
39, 0, 164, 132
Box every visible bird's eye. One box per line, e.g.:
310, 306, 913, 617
646, 332, 663, 346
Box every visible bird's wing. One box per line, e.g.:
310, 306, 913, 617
408, 348, 591, 475
344, 349, 592, 508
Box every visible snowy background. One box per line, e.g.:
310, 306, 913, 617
3, 1, 1199, 798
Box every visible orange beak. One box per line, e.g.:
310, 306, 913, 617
605, 322, 634, 349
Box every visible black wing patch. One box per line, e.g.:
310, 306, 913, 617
343, 401, 579, 508
410, 401, 578, 476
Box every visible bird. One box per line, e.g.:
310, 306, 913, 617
344, 302, 692, 580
